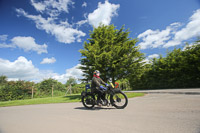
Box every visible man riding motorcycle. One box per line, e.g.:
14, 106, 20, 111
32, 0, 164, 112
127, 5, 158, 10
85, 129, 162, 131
91, 70, 108, 106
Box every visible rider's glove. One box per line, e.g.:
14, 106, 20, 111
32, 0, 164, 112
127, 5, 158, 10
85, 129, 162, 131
100, 86, 104, 89
100, 86, 107, 90
105, 83, 109, 86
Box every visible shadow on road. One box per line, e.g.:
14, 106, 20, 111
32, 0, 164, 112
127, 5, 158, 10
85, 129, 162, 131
74, 106, 115, 111
0, 128, 4, 133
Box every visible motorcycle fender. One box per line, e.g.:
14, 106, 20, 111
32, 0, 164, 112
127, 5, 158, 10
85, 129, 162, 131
113, 88, 121, 93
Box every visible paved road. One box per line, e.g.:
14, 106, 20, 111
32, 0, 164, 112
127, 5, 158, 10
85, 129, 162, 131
0, 89, 200, 133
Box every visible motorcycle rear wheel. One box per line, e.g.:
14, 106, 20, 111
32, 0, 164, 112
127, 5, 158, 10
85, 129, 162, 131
82, 93, 95, 109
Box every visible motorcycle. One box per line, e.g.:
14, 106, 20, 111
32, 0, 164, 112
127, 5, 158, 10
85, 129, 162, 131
81, 83, 128, 109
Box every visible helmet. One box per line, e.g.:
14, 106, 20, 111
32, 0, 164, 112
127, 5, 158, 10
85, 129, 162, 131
93, 70, 100, 75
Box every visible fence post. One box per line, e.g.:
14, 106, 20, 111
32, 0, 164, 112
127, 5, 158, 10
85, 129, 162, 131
32, 85, 34, 99
70, 84, 71, 94
52, 85, 54, 97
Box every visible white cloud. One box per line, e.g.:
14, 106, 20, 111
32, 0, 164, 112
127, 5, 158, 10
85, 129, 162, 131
0, 35, 8, 41
0, 56, 40, 81
141, 54, 159, 64
88, 1, 120, 27
0, 56, 83, 83
16, 8, 86, 44
53, 64, 84, 83
138, 22, 181, 49
30, 0, 45, 12
76, 20, 88, 27
164, 9, 200, 48
41, 57, 56, 64
141, 58, 151, 64
16, 1, 120, 44
30, 0, 74, 17
138, 9, 200, 49
35, 64, 84, 83
83, 13, 88, 19
0, 43, 15, 48
11, 36, 47, 54
0, 36, 47, 54
0, 35, 11, 48
0, 56, 58, 82
82, 2, 87, 7
148, 54, 159, 59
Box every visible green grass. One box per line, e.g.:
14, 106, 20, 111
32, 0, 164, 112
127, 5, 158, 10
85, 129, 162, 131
0, 92, 144, 107
125, 92, 145, 98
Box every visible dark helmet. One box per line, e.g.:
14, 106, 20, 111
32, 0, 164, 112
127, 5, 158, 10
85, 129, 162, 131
93, 70, 100, 75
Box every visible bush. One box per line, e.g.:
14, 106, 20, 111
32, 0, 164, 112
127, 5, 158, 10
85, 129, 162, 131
131, 40, 200, 89
71, 83, 86, 94
38, 78, 65, 94
0, 81, 34, 101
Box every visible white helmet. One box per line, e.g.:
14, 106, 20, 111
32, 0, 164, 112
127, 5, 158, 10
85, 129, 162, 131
93, 70, 100, 75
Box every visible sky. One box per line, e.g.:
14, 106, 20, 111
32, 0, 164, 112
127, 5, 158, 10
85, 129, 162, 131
0, 0, 200, 83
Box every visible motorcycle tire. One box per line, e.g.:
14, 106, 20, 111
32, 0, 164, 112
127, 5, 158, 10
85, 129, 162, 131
82, 93, 95, 109
110, 91, 128, 109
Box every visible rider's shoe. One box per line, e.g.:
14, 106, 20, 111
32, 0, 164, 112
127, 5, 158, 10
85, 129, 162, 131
97, 100, 102, 106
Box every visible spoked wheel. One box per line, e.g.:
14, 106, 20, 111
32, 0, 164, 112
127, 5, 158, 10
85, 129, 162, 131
82, 94, 95, 109
111, 91, 128, 109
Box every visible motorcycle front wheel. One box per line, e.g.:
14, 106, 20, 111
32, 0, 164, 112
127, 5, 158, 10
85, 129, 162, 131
110, 91, 128, 109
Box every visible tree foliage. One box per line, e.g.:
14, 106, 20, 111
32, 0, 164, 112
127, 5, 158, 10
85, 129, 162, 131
0, 75, 7, 85
79, 24, 144, 84
38, 78, 65, 94
0, 77, 80, 101
133, 39, 200, 89
0, 79, 34, 101
65, 77, 77, 87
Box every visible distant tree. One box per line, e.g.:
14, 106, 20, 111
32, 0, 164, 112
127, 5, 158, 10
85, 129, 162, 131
0, 75, 7, 85
65, 77, 77, 87
38, 78, 65, 94
135, 38, 200, 89
79, 24, 144, 84
71, 83, 86, 94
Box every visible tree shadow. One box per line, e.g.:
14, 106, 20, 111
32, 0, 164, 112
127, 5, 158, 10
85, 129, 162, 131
63, 94, 81, 101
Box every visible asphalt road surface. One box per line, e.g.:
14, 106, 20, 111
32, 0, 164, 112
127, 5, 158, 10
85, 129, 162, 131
0, 89, 200, 133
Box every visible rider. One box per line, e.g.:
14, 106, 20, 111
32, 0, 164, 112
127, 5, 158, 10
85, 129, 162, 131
91, 70, 108, 105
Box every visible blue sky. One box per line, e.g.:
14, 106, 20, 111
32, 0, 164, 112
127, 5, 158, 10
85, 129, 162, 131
0, 0, 200, 83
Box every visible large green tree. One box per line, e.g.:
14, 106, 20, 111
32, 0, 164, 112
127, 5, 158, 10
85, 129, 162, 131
79, 24, 144, 84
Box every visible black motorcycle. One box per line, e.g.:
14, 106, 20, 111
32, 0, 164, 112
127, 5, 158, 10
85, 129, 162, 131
81, 84, 128, 109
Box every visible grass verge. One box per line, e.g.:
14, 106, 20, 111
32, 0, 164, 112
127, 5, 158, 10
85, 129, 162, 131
0, 92, 144, 107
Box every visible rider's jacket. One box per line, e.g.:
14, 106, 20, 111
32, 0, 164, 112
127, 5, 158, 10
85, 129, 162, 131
91, 76, 106, 92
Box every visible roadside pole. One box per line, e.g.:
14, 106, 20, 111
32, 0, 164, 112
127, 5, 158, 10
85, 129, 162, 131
52, 85, 54, 97
32, 85, 34, 99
